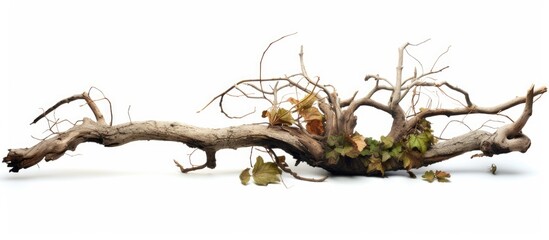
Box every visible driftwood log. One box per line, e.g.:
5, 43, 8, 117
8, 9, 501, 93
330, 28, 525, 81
3, 40, 546, 179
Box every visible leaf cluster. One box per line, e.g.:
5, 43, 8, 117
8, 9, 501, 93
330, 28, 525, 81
325, 132, 367, 164
402, 119, 437, 169
288, 93, 324, 135
240, 156, 282, 186
422, 170, 451, 183
361, 136, 403, 176
262, 93, 325, 135
406, 119, 437, 153
324, 133, 402, 176
323, 119, 436, 176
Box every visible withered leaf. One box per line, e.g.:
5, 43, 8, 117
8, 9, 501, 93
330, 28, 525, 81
289, 93, 325, 135
262, 107, 295, 126
422, 170, 451, 183
299, 107, 323, 122
366, 157, 384, 176
402, 150, 422, 170
239, 168, 251, 185
350, 132, 367, 152
422, 170, 436, 183
289, 93, 317, 111
251, 156, 282, 186
306, 119, 325, 135
435, 170, 451, 182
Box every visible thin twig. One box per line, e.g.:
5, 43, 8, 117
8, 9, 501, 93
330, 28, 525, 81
404, 48, 424, 76
127, 105, 132, 124
88, 87, 113, 125
174, 159, 207, 173
266, 148, 327, 182
31, 94, 86, 124
259, 32, 298, 104
431, 45, 451, 72
439, 119, 472, 139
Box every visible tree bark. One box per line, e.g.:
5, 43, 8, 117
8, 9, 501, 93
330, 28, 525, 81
4, 118, 325, 173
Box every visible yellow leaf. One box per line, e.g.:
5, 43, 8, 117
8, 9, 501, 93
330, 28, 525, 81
299, 107, 323, 122
262, 107, 295, 126
290, 93, 317, 111
350, 133, 366, 152
288, 97, 299, 106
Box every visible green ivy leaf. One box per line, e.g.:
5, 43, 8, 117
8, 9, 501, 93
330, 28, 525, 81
366, 138, 380, 150
422, 170, 436, 183
360, 148, 371, 156
251, 156, 282, 186
239, 168, 251, 185
407, 133, 429, 153
380, 135, 394, 149
381, 151, 391, 162
327, 135, 343, 147
335, 145, 354, 156
390, 143, 403, 159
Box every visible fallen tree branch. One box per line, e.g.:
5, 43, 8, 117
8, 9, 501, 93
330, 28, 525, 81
3, 39, 546, 179
4, 118, 324, 173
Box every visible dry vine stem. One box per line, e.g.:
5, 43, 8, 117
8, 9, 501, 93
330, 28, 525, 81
3, 39, 547, 179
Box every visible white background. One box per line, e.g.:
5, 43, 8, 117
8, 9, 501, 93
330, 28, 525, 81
1, 0, 548, 239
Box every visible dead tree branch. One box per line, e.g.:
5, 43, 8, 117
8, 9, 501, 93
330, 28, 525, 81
31, 89, 111, 126
4, 39, 546, 178
4, 119, 324, 173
